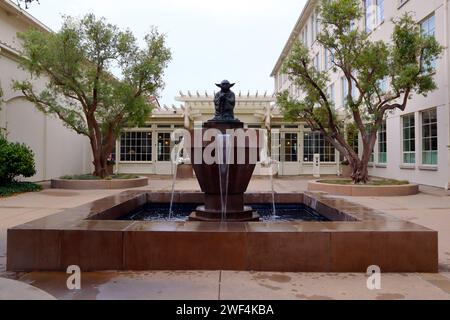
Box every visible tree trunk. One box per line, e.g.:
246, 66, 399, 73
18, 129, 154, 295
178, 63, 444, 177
92, 131, 117, 179
87, 115, 113, 179
92, 149, 109, 179
351, 160, 369, 184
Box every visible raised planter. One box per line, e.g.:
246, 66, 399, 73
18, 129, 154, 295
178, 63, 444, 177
51, 177, 148, 190
176, 164, 194, 179
308, 180, 419, 197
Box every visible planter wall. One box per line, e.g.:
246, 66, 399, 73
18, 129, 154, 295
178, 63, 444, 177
308, 180, 419, 197
51, 177, 148, 190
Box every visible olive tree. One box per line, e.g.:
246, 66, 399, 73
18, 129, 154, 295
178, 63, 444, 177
16, 0, 39, 9
277, 0, 443, 183
14, 14, 171, 178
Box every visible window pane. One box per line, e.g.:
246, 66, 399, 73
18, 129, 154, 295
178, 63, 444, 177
303, 132, 335, 163
402, 114, 415, 164
283, 133, 298, 162
120, 132, 152, 162
421, 109, 438, 165
378, 122, 387, 164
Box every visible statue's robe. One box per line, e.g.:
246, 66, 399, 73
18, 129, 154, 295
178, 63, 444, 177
213, 91, 236, 121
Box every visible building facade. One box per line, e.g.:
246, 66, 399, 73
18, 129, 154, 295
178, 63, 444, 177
271, 0, 450, 188
0, 0, 92, 181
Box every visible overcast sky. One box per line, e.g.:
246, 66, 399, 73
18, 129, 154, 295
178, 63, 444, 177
28, 0, 306, 106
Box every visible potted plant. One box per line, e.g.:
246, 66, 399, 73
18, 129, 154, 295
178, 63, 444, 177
106, 154, 116, 176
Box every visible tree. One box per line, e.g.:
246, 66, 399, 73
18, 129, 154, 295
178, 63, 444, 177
14, 14, 172, 178
16, 0, 39, 9
277, 0, 443, 184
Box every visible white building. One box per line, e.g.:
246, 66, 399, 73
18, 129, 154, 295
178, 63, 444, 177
116, 91, 281, 175
0, 0, 92, 181
271, 0, 450, 188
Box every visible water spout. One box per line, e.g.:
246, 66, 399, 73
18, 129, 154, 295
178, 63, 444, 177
169, 137, 186, 220
269, 159, 279, 218
217, 134, 232, 221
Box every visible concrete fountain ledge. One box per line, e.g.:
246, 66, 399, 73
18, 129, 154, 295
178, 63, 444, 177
7, 191, 438, 273
51, 177, 148, 190
308, 180, 419, 197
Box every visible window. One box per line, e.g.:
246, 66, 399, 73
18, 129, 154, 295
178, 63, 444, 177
304, 132, 336, 163
421, 109, 438, 165
303, 26, 309, 47
120, 132, 152, 162
347, 126, 359, 155
402, 114, 416, 164
365, 0, 384, 33
328, 83, 335, 105
283, 133, 298, 162
157, 132, 172, 162
314, 52, 321, 71
324, 49, 334, 70
378, 122, 387, 164
365, 125, 375, 163
341, 77, 348, 107
421, 14, 437, 70
311, 13, 316, 43
315, 10, 320, 38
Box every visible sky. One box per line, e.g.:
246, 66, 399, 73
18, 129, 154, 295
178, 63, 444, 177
27, 0, 307, 106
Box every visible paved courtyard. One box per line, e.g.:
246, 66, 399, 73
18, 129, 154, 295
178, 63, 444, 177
1, 176, 450, 300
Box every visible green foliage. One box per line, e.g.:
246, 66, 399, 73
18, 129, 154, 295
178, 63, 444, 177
13, 14, 172, 177
0, 182, 42, 198
0, 136, 37, 184
277, 0, 443, 183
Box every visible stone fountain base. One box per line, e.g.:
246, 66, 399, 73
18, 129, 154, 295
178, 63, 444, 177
189, 206, 260, 222
6, 191, 439, 273
189, 121, 262, 223
188, 193, 261, 222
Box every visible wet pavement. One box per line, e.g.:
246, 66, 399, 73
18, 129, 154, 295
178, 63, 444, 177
1, 176, 450, 300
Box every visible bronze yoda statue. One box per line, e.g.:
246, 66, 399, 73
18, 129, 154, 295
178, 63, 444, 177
211, 80, 239, 122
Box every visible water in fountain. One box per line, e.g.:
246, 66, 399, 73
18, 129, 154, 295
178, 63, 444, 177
269, 159, 279, 218
169, 138, 185, 220
260, 132, 278, 220
217, 134, 232, 221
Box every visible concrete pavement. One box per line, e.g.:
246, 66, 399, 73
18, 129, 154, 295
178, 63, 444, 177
1, 176, 450, 300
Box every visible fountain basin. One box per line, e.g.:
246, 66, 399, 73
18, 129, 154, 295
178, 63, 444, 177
188, 122, 262, 221
120, 203, 329, 223
6, 191, 438, 273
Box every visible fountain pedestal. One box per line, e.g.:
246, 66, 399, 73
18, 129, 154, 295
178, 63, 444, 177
188, 121, 261, 222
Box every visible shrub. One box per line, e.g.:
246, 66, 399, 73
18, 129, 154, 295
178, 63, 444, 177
0, 182, 42, 198
0, 136, 37, 184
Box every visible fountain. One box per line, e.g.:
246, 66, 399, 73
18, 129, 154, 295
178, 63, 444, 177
5, 80, 439, 273
188, 80, 262, 222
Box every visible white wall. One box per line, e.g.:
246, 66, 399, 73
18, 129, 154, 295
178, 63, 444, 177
0, 3, 92, 182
